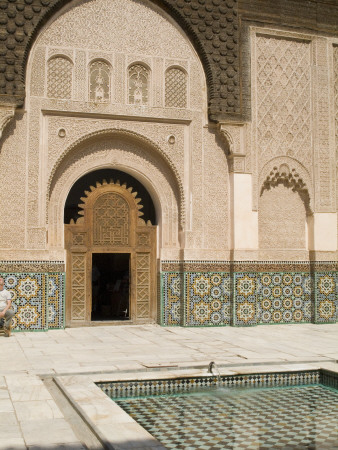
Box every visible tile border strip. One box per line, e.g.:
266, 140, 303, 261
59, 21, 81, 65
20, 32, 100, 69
97, 369, 333, 399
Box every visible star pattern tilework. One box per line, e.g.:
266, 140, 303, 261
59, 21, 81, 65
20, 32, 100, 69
162, 272, 181, 325
0, 272, 65, 331
234, 273, 257, 325
186, 273, 231, 326
315, 272, 337, 323
1, 273, 47, 331
161, 269, 337, 327
47, 273, 65, 329
257, 272, 312, 325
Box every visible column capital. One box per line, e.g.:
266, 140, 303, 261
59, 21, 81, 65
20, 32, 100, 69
217, 122, 247, 173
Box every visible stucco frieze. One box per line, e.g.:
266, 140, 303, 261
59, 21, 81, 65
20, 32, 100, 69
48, 137, 181, 249
0, 0, 240, 122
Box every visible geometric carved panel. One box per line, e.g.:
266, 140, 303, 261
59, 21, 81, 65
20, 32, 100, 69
71, 253, 86, 321
93, 193, 129, 246
137, 232, 150, 247
47, 57, 73, 99
256, 35, 311, 167
259, 184, 307, 249
136, 253, 150, 319
72, 232, 86, 246
165, 68, 187, 108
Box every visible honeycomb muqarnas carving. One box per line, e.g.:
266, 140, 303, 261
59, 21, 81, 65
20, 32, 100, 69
0, 0, 239, 121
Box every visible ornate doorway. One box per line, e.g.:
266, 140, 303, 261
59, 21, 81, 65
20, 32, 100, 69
65, 180, 157, 326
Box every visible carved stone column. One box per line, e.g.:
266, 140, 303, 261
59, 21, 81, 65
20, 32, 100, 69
217, 122, 258, 255
0, 105, 15, 142
217, 122, 247, 173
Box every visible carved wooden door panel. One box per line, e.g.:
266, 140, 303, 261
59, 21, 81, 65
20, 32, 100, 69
65, 181, 156, 326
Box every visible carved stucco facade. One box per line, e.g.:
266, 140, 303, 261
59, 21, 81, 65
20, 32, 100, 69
0, 0, 336, 329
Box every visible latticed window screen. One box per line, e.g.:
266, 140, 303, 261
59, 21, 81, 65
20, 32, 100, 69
165, 67, 187, 108
89, 60, 111, 103
128, 64, 149, 105
47, 57, 73, 99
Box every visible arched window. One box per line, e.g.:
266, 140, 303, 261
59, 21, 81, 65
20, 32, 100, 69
47, 57, 73, 99
89, 60, 111, 103
165, 67, 187, 108
128, 64, 149, 105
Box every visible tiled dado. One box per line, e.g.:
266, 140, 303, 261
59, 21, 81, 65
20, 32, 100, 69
0, 263, 65, 331
97, 370, 328, 399
160, 261, 337, 327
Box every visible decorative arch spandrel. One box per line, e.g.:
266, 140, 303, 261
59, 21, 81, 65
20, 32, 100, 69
47, 128, 183, 253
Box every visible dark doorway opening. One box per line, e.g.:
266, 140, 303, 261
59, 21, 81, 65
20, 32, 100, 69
64, 169, 157, 225
91, 253, 130, 321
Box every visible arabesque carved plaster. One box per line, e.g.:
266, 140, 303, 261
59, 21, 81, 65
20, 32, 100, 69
48, 134, 181, 253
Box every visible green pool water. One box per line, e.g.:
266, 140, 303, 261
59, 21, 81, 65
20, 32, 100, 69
114, 384, 338, 449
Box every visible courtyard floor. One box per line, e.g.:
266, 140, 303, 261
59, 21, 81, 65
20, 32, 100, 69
1, 323, 338, 449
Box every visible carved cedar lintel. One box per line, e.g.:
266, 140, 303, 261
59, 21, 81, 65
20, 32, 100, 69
217, 122, 247, 173
0, 106, 15, 142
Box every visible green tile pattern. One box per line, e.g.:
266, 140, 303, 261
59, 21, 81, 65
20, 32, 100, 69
98, 370, 320, 399
116, 384, 338, 449
0, 271, 65, 331
161, 266, 337, 326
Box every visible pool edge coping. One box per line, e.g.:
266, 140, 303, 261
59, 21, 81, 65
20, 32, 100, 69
54, 362, 338, 450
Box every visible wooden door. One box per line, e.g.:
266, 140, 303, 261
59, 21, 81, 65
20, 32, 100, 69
65, 181, 156, 326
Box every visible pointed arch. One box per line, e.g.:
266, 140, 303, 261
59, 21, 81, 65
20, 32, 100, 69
47, 128, 184, 251
47, 128, 184, 224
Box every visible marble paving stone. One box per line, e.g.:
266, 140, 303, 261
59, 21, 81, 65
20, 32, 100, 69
0, 438, 26, 449
28, 445, 86, 450
0, 387, 10, 399
0, 324, 337, 449
9, 385, 53, 402
0, 411, 20, 426
0, 398, 14, 412
14, 399, 63, 421
20, 418, 80, 446
1, 423, 23, 439
6, 375, 45, 387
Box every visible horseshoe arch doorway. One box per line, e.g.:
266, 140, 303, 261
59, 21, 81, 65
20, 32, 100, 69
64, 169, 157, 327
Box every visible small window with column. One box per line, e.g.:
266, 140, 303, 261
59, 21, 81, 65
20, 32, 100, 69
128, 63, 150, 105
89, 60, 111, 103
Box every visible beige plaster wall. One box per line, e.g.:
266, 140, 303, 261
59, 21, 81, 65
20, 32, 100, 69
0, 0, 336, 262
0, 114, 27, 254
259, 184, 307, 250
